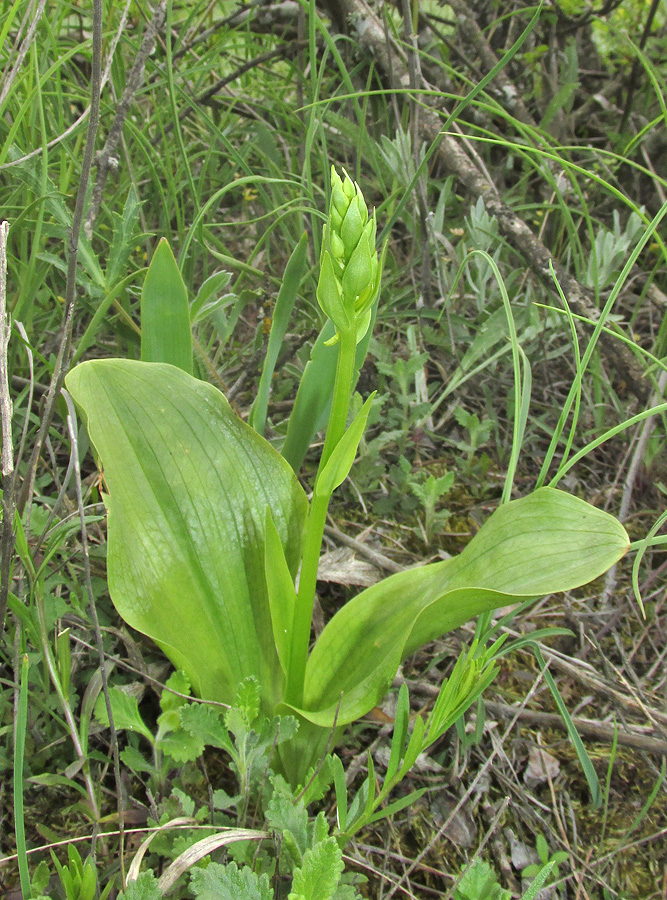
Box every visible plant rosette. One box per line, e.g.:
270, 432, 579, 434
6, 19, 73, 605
65, 169, 630, 785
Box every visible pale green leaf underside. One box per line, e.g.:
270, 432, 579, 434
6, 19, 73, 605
295, 488, 629, 727
66, 360, 308, 711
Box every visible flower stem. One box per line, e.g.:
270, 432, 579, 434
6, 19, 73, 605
286, 329, 358, 707
320, 331, 357, 470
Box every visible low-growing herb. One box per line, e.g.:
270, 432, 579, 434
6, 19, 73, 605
65, 168, 629, 786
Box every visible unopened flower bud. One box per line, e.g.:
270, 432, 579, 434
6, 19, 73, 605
317, 166, 382, 343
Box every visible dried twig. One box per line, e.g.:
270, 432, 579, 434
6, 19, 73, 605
484, 700, 667, 757
85, 0, 168, 237
16, 0, 103, 524
442, 0, 537, 128
322, 0, 650, 403
0, 221, 15, 632
0, 0, 49, 109
64, 390, 126, 882
323, 523, 403, 574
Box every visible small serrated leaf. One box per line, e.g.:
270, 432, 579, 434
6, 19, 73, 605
289, 837, 344, 900
119, 871, 162, 900
120, 745, 154, 775
233, 677, 261, 725
158, 728, 205, 763
225, 707, 251, 742
179, 703, 233, 753
266, 775, 308, 859
160, 670, 191, 714
190, 861, 273, 900
94, 687, 154, 744
298, 755, 334, 807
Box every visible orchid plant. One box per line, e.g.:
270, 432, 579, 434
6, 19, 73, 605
65, 169, 629, 785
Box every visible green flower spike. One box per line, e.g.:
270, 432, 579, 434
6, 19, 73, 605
317, 166, 382, 344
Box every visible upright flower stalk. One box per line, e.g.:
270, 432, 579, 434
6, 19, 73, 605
287, 167, 383, 707
317, 167, 381, 466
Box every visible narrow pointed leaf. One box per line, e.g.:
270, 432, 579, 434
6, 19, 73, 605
141, 238, 193, 374
385, 683, 409, 784
291, 488, 628, 727
398, 715, 425, 781
333, 755, 347, 833
366, 788, 427, 826
281, 310, 377, 474
249, 232, 309, 436
315, 393, 374, 499
66, 360, 308, 712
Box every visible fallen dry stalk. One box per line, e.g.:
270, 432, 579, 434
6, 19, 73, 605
484, 700, 667, 757
0, 221, 15, 631
322, 0, 649, 402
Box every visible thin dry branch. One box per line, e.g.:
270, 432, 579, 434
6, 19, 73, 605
0, 221, 14, 631
0, 0, 49, 109
322, 0, 649, 403
85, 0, 168, 237
15, 0, 103, 526
484, 700, 667, 758
441, 0, 538, 128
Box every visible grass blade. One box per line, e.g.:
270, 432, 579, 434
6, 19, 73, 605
531, 644, 601, 808
14, 652, 31, 899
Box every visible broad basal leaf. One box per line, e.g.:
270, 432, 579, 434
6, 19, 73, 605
265, 509, 297, 678
66, 360, 308, 713
296, 488, 629, 727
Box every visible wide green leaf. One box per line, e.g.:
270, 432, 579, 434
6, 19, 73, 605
265, 509, 298, 679
295, 488, 629, 727
66, 360, 308, 712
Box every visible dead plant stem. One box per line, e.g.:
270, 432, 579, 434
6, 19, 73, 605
65, 392, 125, 882
85, 0, 168, 236
0, 221, 15, 633
16, 0, 103, 525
